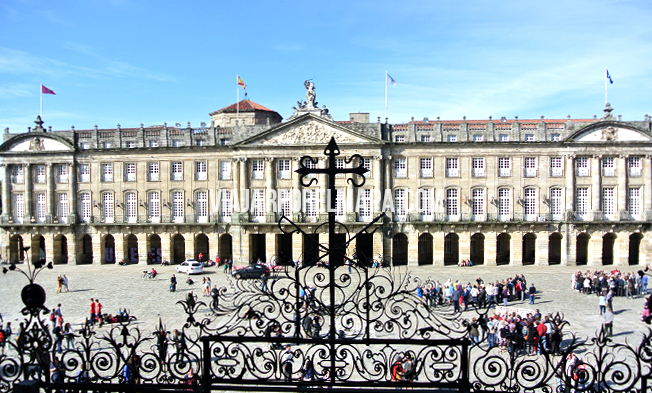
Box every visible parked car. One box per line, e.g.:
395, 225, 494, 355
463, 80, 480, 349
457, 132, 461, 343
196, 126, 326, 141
176, 260, 204, 275
232, 264, 270, 279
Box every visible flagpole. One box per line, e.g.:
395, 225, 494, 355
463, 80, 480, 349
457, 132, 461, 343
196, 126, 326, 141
236, 75, 240, 125
40, 84, 43, 118
385, 71, 388, 121
605, 67, 608, 105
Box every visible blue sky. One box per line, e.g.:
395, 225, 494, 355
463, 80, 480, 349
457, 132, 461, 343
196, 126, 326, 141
1, 0, 651, 132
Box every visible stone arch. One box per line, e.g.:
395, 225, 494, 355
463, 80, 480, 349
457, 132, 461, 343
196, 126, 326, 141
444, 233, 459, 266
522, 233, 536, 265
392, 233, 408, 266
31, 235, 46, 263
549, 233, 563, 265
496, 233, 511, 265
219, 234, 233, 263
470, 233, 485, 265
576, 233, 590, 265
148, 234, 162, 264
172, 234, 185, 264
195, 233, 209, 262
53, 234, 68, 264
418, 233, 433, 266
79, 234, 93, 264
9, 234, 25, 263
629, 233, 643, 265
126, 234, 138, 264
602, 233, 617, 265
103, 234, 116, 264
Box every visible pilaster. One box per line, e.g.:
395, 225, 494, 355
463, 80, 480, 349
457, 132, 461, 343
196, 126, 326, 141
44, 234, 54, 263
407, 230, 419, 266
137, 233, 148, 264
588, 232, 603, 266
92, 233, 102, 264
458, 231, 471, 263
535, 234, 549, 265
372, 231, 383, 262
266, 232, 276, 263
484, 231, 497, 266
614, 231, 629, 266
510, 232, 523, 266
67, 232, 77, 265
161, 233, 172, 264
433, 231, 445, 266
186, 233, 196, 260
292, 232, 303, 264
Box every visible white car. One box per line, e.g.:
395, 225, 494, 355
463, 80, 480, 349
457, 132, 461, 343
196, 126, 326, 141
175, 260, 204, 275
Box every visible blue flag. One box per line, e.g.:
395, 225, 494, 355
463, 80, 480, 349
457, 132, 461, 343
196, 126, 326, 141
606, 69, 613, 84
386, 73, 397, 86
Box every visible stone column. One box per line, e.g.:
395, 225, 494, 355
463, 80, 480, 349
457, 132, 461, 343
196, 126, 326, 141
644, 155, 652, 216
484, 231, 497, 266
210, 233, 219, 263
44, 234, 54, 263
617, 155, 627, 217
565, 155, 574, 213
373, 230, 383, 262
614, 231, 629, 266
68, 232, 78, 265
46, 163, 54, 218
320, 159, 328, 216
458, 231, 471, 263
510, 232, 523, 266
591, 156, 601, 216
433, 231, 445, 266
69, 163, 77, 223
408, 230, 419, 266
114, 234, 124, 264
562, 224, 572, 266
239, 159, 248, 215
535, 233, 549, 265
292, 232, 303, 264
137, 233, 148, 264
1, 164, 9, 220
232, 158, 241, 213
588, 232, 603, 266
373, 156, 383, 215
265, 158, 275, 218
185, 232, 196, 260
292, 159, 302, 219
161, 233, 172, 264
266, 232, 277, 263
24, 164, 32, 220
92, 233, 102, 265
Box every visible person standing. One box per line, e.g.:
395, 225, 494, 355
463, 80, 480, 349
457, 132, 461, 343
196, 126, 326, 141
598, 294, 606, 315
170, 274, 177, 292
96, 299, 103, 326
529, 283, 537, 305
603, 307, 614, 337
56, 275, 63, 293
210, 285, 219, 311
64, 322, 75, 350
62, 275, 69, 292
89, 299, 96, 326
281, 345, 294, 382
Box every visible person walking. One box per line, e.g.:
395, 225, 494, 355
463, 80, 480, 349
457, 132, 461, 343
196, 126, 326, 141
64, 322, 75, 350
89, 299, 96, 326
170, 274, 177, 292
603, 307, 614, 337
529, 283, 537, 305
598, 294, 607, 315
281, 345, 294, 382
62, 275, 69, 292
210, 285, 219, 312
96, 299, 103, 326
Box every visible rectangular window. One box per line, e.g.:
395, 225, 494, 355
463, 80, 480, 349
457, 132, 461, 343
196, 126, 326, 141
447, 135, 457, 142
335, 189, 345, 217
279, 190, 291, 217
498, 134, 509, 142
196, 191, 208, 222
35, 165, 45, 183
149, 140, 159, 148
550, 157, 563, 177
195, 161, 207, 181
172, 140, 183, 147
220, 190, 232, 222
124, 163, 136, 182
13, 194, 24, 223
498, 158, 511, 177
524, 157, 537, 177
36, 193, 46, 223
524, 188, 536, 220
277, 159, 290, 179
220, 161, 232, 180
420, 158, 433, 178
629, 156, 642, 177
629, 188, 641, 219
472, 158, 485, 177
602, 156, 615, 177
252, 189, 265, 219
473, 134, 483, 142
335, 158, 344, 178
421, 134, 431, 143
102, 142, 112, 149
498, 188, 510, 220
57, 164, 68, 183
472, 188, 484, 217
126, 192, 137, 223
148, 162, 160, 181
551, 134, 561, 141
446, 158, 459, 177
358, 189, 372, 221
395, 135, 405, 143
394, 189, 406, 220
525, 134, 534, 141
576, 187, 589, 218
603, 187, 615, 218
576, 157, 589, 177
220, 138, 230, 145
101, 163, 113, 182
103, 193, 114, 223
80, 143, 90, 149
394, 158, 407, 178
171, 162, 183, 181
304, 189, 317, 218
362, 158, 371, 174
173, 191, 183, 223
252, 160, 264, 180
304, 158, 317, 179
196, 139, 206, 146
149, 192, 160, 223
79, 164, 90, 182
446, 188, 458, 217
57, 193, 68, 223
126, 141, 136, 148
419, 188, 433, 219
550, 188, 562, 219
12, 165, 24, 184
80, 193, 91, 223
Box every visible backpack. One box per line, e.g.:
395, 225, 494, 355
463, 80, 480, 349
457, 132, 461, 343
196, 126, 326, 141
50, 312, 55, 321
391, 361, 404, 381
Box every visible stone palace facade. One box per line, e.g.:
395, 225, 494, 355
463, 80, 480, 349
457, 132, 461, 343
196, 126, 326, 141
1, 85, 651, 267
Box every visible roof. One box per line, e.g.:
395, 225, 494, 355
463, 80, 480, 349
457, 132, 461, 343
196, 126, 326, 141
210, 99, 278, 115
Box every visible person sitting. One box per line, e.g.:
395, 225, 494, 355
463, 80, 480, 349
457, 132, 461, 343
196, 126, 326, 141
161, 259, 169, 266
186, 276, 194, 285
118, 259, 126, 266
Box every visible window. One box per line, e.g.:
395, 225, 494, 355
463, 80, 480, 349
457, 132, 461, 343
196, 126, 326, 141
524, 188, 536, 220
419, 188, 433, 220
126, 192, 137, 223
420, 158, 433, 178
102, 163, 113, 182
394, 189, 406, 221
149, 140, 159, 148
220, 190, 232, 222
172, 191, 184, 223
80, 193, 91, 223
447, 135, 457, 142
421, 135, 431, 143
525, 134, 534, 141
102, 192, 114, 223
524, 157, 537, 177
57, 193, 68, 223
497, 157, 510, 177
12, 165, 24, 183
304, 189, 317, 219
472, 189, 484, 218
603, 187, 615, 219
498, 134, 509, 142
195, 161, 207, 181
304, 158, 317, 178
102, 142, 112, 149
149, 192, 160, 223
446, 158, 459, 177
550, 188, 562, 219
13, 194, 24, 223
172, 140, 183, 147
335, 189, 345, 217
602, 156, 615, 176
362, 158, 371, 176
358, 189, 372, 221
220, 138, 230, 145
551, 134, 561, 141
498, 188, 510, 220
446, 189, 458, 217
80, 143, 90, 149
124, 163, 136, 182
57, 164, 68, 183
576, 188, 589, 218
394, 158, 407, 178
252, 160, 264, 180
629, 156, 642, 177
473, 134, 483, 142
148, 162, 160, 181
335, 158, 344, 178
79, 164, 90, 182
35, 165, 45, 183
576, 157, 589, 176
196, 191, 208, 222
217, 161, 231, 180
472, 158, 485, 177
126, 141, 136, 148
36, 193, 46, 223
279, 190, 291, 217
550, 157, 563, 177
629, 188, 641, 219
277, 159, 290, 180
171, 162, 183, 181
395, 135, 405, 143
252, 189, 265, 220
195, 139, 205, 146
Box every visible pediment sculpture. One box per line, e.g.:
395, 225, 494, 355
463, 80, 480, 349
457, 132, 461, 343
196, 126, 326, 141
259, 122, 361, 145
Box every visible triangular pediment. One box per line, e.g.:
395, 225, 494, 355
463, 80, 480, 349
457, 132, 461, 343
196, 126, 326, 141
1, 133, 74, 152
240, 115, 380, 146
568, 122, 652, 142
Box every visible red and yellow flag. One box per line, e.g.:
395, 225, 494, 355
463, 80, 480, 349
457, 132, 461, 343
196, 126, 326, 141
237, 75, 245, 90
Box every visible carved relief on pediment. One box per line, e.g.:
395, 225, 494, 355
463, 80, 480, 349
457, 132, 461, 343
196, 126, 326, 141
258, 121, 363, 145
